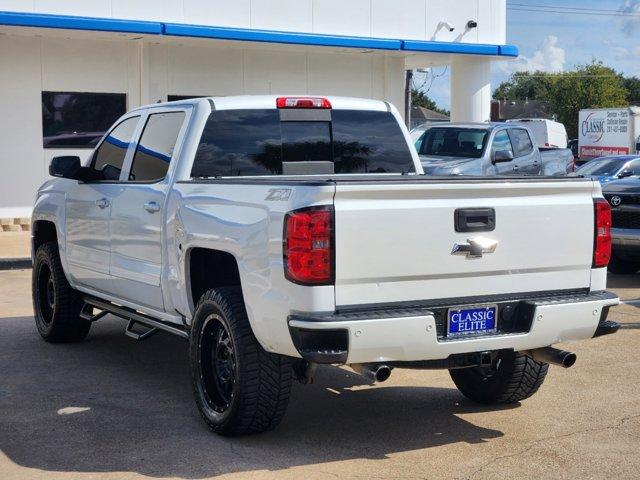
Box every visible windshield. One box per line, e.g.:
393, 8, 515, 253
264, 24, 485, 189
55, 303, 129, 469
419, 127, 488, 158
576, 158, 624, 176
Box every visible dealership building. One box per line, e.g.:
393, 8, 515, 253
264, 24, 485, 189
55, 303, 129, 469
0, 0, 516, 221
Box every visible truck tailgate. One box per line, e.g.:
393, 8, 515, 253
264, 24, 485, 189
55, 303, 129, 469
333, 179, 596, 306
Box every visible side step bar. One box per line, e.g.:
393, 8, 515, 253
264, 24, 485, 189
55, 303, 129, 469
83, 296, 189, 340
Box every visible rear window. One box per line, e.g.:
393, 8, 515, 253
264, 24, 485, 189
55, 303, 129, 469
191, 109, 414, 177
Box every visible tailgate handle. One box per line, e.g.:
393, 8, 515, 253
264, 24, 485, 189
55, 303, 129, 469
455, 208, 495, 232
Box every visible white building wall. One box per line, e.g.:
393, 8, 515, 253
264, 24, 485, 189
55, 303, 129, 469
0, 0, 507, 45
0, 33, 142, 217
0, 32, 405, 217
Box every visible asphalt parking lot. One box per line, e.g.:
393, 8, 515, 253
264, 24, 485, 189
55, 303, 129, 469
1, 268, 639, 480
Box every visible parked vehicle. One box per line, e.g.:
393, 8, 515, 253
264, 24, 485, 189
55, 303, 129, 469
410, 124, 430, 150
603, 177, 640, 273
574, 155, 640, 186
568, 139, 579, 159
579, 107, 640, 161
32, 95, 619, 436
416, 123, 573, 175
506, 118, 568, 148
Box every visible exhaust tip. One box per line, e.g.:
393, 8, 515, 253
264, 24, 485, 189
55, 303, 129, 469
562, 353, 577, 368
375, 366, 392, 382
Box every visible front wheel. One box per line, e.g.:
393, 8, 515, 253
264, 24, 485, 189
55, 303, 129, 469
32, 242, 90, 342
189, 287, 293, 436
449, 351, 548, 404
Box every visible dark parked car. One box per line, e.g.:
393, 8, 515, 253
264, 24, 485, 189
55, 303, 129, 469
575, 155, 640, 187
603, 177, 640, 273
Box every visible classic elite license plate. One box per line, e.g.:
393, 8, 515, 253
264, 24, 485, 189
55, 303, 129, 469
447, 304, 497, 337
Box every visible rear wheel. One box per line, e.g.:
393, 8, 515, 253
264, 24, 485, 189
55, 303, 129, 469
607, 254, 640, 274
32, 242, 90, 342
449, 351, 548, 404
190, 287, 293, 436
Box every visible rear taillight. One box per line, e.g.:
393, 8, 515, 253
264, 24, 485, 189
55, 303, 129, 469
284, 206, 333, 285
593, 198, 612, 268
276, 96, 331, 109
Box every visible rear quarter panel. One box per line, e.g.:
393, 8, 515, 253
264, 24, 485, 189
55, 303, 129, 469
166, 181, 336, 356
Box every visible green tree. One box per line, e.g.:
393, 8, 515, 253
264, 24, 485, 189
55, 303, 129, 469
411, 88, 450, 116
493, 61, 628, 137
623, 76, 640, 105
493, 71, 554, 101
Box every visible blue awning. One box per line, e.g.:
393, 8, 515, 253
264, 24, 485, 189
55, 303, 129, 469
0, 10, 518, 57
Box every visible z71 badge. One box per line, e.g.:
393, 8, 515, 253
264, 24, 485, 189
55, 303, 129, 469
265, 188, 292, 201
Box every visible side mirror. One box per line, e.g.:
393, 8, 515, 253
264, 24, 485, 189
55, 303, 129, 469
49, 156, 82, 180
618, 169, 634, 179
492, 150, 514, 164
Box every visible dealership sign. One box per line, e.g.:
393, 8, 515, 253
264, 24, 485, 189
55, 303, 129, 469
578, 109, 630, 159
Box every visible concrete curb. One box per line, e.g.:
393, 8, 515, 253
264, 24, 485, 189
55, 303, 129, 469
0, 258, 32, 270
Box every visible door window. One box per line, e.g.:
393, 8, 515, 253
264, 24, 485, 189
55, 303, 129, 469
491, 130, 514, 157
129, 111, 186, 182
508, 128, 534, 158
626, 159, 640, 175
91, 116, 140, 180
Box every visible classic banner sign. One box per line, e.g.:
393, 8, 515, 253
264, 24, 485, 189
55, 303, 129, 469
579, 108, 630, 159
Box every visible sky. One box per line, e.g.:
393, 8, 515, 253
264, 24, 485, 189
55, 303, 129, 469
425, 0, 640, 110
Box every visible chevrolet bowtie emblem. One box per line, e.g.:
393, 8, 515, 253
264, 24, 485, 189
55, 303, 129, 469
451, 237, 498, 258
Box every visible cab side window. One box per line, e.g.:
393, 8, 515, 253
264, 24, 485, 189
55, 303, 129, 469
129, 111, 186, 182
508, 128, 534, 158
91, 116, 140, 180
491, 130, 514, 157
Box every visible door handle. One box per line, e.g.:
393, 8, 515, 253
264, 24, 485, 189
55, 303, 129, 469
95, 198, 110, 209
513, 165, 519, 171
144, 201, 160, 213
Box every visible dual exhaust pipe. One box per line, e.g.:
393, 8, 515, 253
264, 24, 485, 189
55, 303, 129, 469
530, 346, 577, 368
350, 363, 393, 383
350, 347, 576, 383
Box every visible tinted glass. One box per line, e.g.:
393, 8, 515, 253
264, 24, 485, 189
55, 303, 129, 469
420, 128, 488, 158
42, 92, 126, 148
281, 122, 331, 163
92, 116, 140, 180
491, 130, 514, 156
191, 109, 414, 177
332, 110, 415, 173
508, 128, 534, 157
193, 110, 282, 177
130, 112, 185, 182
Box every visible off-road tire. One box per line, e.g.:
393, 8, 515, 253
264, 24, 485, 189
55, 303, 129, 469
449, 351, 548, 404
190, 287, 293, 436
607, 254, 640, 275
32, 242, 90, 342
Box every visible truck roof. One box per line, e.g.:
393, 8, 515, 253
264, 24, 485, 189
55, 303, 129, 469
425, 122, 509, 131
133, 95, 390, 112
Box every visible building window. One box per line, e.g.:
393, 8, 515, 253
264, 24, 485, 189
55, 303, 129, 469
168, 95, 204, 102
42, 92, 127, 148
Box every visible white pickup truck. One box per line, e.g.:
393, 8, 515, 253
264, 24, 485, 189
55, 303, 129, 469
32, 95, 620, 436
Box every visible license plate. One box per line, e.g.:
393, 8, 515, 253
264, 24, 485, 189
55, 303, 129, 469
447, 304, 497, 337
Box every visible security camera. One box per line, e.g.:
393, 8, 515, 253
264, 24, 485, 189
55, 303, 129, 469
439, 21, 455, 32
467, 20, 478, 29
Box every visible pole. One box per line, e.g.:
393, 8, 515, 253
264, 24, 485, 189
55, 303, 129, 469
404, 69, 413, 128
